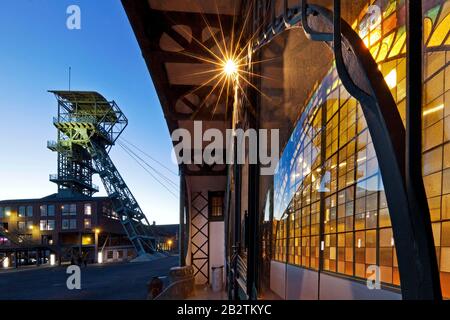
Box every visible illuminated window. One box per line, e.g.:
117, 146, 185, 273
84, 203, 92, 216
40, 220, 55, 231
82, 235, 92, 245
17, 221, 25, 231
84, 218, 91, 229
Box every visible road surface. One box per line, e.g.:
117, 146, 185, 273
0, 256, 178, 300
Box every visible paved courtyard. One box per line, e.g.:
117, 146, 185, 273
0, 256, 178, 300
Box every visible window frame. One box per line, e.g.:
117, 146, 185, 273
26, 206, 33, 217
208, 191, 225, 221
18, 206, 26, 218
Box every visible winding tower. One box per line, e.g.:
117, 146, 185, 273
47, 90, 155, 256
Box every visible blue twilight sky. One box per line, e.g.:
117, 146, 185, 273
0, 0, 179, 224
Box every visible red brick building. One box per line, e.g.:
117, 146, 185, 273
0, 193, 133, 266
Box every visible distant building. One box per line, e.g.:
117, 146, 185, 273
152, 224, 179, 252
0, 193, 134, 267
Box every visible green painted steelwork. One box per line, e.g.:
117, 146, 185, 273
48, 91, 156, 255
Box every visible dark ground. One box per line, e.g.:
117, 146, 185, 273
0, 255, 178, 300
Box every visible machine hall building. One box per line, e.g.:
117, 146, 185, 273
121, 0, 450, 300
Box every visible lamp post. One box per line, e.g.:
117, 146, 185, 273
94, 228, 100, 263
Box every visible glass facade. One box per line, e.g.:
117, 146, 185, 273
271, 0, 450, 296
422, 0, 450, 298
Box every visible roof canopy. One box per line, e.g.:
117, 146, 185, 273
122, 0, 243, 176
122, 0, 242, 130
49, 90, 119, 122
49, 90, 109, 104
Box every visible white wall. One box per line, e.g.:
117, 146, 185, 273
270, 260, 402, 300
209, 221, 225, 285
319, 273, 401, 300
270, 260, 286, 299
286, 264, 319, 300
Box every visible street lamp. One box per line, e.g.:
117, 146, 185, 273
94, 228, 100, 263
167, 239, 173, 251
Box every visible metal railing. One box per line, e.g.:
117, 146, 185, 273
153, 276, 195, 300
47, 140, 57, 149
49, 174, 99, 191
53, 115, 97, 125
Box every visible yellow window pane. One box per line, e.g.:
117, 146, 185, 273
81, 235, 92, 245
423, 120, 443, 151
429, 196, 442, 221
423, 98, 444, 128
443, 222, 450, 246
444, 143, 450, 169
445, 116, 450, 142
423, 147, 443, 175
429, 12, 450, 47
432, 223, 441, 246
428, 196, 441, 221
388, 28, 406, 58
443, 168, 450, 194
393, 268, 401, 286
425, 52, 446, 79
380, 228, 393, 247
379, 208, 391, 227
380, 266, 393, 284
441, 247, 450, 272
441, 272, 450, 299
424, 17, 433, 43
370, 43, 380, 60
397, 77, 406, 101
425, 71, 444, 104
383, 2, 396, 18
376, 33, 395, 62
366, 248, 376, 265
446, 35, 450, 45
424, 172, 442, 198
355, 263, 365, 278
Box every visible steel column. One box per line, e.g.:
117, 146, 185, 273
179, 168, 186, 266
405, 0, 442, 299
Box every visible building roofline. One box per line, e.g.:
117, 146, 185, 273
0, 193, 110, 204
